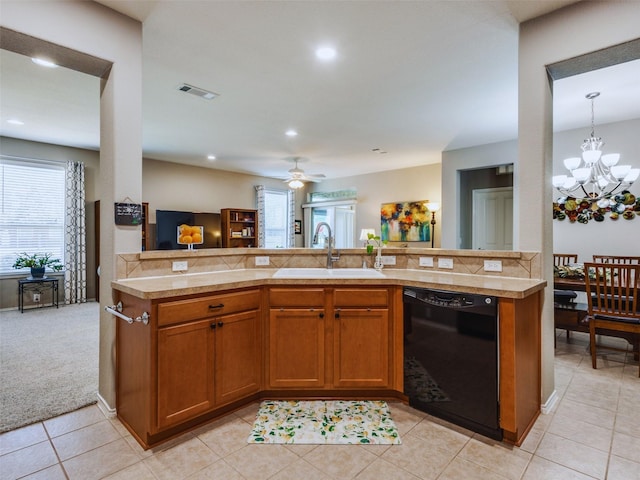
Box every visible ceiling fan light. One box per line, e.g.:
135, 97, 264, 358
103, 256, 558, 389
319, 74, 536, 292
288, 179, 304, 189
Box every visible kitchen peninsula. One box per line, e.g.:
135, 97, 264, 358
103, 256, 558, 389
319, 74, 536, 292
110, 248, 545, 449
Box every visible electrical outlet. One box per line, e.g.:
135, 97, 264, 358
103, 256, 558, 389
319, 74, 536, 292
419, 256, 434, 267
255, 256, 270, 266
381, 255, 396, 265
172, 261, 188, 272
484, 260, 503, 272
438, 258, 454, 269
33, 293, 41, 303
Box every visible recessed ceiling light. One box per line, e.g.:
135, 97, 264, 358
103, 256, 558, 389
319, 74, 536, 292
31, 57, 58, 68
7, 119, 25, 125
315, 46, 337, 61
207, 155, 216, 161
285, 129, 298, 137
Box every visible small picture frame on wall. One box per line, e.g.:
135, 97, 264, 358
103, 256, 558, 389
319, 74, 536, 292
294, 220, 302, 235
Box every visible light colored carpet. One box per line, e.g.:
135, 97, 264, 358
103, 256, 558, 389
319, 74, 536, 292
248, 400, 402, 445
0, 302, 99, 433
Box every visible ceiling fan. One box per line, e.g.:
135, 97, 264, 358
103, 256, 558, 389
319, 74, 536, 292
283, 157, 326, 188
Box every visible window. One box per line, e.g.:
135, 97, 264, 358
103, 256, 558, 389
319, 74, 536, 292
303, 198, 357, 249
260, 188, 294, 248
0, 157, 66, 274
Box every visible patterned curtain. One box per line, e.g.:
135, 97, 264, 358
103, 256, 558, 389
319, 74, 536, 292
255, 185, 266, 248
65, 161, 87, 304
287, 189, 295, 248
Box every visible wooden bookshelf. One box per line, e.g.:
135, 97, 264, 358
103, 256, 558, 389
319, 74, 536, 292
221, 208, 258, 248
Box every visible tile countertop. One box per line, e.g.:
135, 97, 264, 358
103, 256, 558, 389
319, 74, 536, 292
111, 268, 546, 300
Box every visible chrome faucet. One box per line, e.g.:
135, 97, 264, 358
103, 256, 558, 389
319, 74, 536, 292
313, 222, 340, 268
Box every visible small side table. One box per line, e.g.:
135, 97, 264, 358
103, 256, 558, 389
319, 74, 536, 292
18, 277, 59, 313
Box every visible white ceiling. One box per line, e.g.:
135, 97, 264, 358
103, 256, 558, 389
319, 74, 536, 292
1, 0, 639, 182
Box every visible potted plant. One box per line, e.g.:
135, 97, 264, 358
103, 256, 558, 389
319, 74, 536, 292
365, 233, 388, 271
12, 252, 63, 278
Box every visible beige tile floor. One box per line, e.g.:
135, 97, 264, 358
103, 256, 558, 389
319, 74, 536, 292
1, 330, 638, 480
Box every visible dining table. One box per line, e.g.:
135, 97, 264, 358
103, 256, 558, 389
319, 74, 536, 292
554, 276, 587, 292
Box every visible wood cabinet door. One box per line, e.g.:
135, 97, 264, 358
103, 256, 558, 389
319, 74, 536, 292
268, 308, 325, 388
333, 308, 390, 388
157, 319, 215, 430
215, 309, 261, 406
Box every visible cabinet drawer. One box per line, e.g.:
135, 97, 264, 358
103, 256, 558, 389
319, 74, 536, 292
158, 289, 261, 326
269, 288, 325, 307
334, 288, 389, 307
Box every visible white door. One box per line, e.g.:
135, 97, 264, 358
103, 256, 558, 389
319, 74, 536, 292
472, 187, 513, 250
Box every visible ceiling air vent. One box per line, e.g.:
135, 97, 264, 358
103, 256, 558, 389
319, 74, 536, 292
177, 83, 219, 100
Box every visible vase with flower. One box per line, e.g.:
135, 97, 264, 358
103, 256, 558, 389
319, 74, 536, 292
365, 233, 388, 271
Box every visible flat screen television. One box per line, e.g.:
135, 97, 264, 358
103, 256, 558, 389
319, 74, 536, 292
155, 209, 221, 250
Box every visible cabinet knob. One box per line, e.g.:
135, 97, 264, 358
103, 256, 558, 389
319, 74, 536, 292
210, 323, 217, 329
335, 312, 340, 318
319, 312, 324, 318
209, 303, 224, 309
218, 321, 224, 327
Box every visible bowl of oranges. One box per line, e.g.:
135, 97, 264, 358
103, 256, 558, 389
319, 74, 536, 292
177, 225, 204, 250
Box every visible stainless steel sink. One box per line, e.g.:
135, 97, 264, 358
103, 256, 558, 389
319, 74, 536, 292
273, 268, 385, 278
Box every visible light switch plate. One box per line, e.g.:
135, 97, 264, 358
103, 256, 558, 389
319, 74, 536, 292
438, 258, 454, 269
484, 260, 503, 272
255, 256, 270, 266
419, 256, 434, 267
172, 261, 188, 271
381, 255, 396, 265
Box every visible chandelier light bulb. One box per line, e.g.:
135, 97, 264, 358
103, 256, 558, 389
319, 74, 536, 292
610, 165, 631, 181
563, 157, 581, 170
573, 167, 591, 183
582, 150, 601, 164
552, 175, 567, 188
600, 153, 620, 167
624, 168, 639, 183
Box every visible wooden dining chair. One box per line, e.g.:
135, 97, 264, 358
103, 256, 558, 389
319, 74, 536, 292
584, 262, 640, 377
553, 254, 581, 342
554, 254, 578, 266
592, 255, 640, 265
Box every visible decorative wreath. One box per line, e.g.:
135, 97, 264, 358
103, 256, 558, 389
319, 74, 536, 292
553, 190, 638, 224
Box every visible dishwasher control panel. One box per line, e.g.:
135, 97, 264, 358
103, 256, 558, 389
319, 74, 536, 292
403, 287, 496, 313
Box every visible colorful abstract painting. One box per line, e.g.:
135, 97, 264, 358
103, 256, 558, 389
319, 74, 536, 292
380, 201, 431, 242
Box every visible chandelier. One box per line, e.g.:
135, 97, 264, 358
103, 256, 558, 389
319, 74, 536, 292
552, 92, 638, 206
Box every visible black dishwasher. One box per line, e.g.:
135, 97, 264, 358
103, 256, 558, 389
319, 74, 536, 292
403, 287, 501, 440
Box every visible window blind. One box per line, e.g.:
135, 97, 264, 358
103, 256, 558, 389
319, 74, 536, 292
0, 158, 66, 274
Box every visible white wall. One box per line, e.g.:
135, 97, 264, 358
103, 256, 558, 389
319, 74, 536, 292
142, 158, 307, 247
308, 163, 442, 247
442, 140, 517, 249
553, 119, 640, 263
